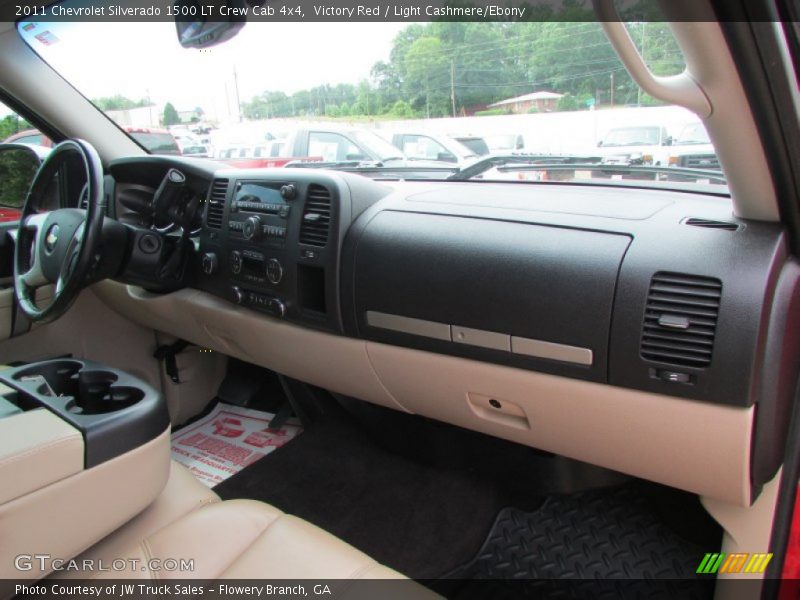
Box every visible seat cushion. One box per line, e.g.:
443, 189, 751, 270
51, 460, 220, 580
95, 499, 405, 580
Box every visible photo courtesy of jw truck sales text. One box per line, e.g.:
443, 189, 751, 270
1, 0, 800, 599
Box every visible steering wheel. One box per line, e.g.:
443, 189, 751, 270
14, 139, 105, 322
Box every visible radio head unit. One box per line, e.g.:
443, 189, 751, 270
228, 181, 295, 244
233, 181, 291, 214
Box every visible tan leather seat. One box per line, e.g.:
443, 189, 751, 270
96, 499, 407, 580
52, 462, 436, 596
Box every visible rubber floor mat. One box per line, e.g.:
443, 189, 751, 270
443, 484, 716, 600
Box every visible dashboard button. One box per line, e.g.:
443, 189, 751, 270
201, 252, 218, 275
268, 298, 286, 318
231, 286, 244, 305
230, 250, 242, 274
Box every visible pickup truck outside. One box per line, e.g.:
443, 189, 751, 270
596, 125, 673, 166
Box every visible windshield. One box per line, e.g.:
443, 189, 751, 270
601, 127, 661, 147
128, 131, 181, 155
676, 123, 711, 145
17, 14, 725, 190
350, 130, 405, 162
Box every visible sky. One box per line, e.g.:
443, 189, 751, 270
15, 20, 408, 122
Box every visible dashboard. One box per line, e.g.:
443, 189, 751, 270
103, 155, 798, 507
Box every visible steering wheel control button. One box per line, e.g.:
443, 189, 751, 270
266, 258, 283, 284
138, 233, 161, 254
44, 224, 60, 254
230, 250, 243, 274
201, 252, 218, 275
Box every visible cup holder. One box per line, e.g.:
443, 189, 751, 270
63, 371, 145, 415
13, 360, 82, 398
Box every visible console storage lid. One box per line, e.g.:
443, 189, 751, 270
0, 408, 83, 505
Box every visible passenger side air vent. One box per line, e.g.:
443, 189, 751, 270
684, 217, 739, 231
299, 184, 332, 247
206, 179, 228, 229
640, 272, 722, 368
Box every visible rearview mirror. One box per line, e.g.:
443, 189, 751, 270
174, 0, 246, 49
0, 144, 43, 216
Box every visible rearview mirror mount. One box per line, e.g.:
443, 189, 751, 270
174, 0, 246, 49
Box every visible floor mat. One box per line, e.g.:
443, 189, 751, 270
444, 484, 716, 600
171, 403, 302, 487
213, 413, 506, 579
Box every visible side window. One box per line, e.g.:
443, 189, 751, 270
400, 135, 450, 160
0, 102, 39, 219
308, 132, 363, 162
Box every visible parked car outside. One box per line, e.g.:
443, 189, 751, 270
386, 131, 485, 164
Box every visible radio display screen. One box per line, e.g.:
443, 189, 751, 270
235, 182, 287, 207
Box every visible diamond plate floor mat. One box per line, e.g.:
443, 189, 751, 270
441, 484, 718, 600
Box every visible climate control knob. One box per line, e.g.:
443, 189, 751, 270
242, 216, 263, 241
266, 258, 283, 285
201, 252, 218, 275
231, 286, 244, 305
268, 298, 286, 318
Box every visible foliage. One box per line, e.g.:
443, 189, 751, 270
162, 102, 180, 126
475, 108, 508, 116
93, 95, 152, 111
0, 148, 38, 208
0, 114, 31, 141
240, 21, 683, 120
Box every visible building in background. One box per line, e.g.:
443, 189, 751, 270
488, 91, 563, 114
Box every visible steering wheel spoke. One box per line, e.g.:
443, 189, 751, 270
14, 139, 105, 322
22, 212, 47, 233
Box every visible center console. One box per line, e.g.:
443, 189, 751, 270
0, 360, 170, 580
194, 168, 392, 333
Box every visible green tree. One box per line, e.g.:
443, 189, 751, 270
162, 102, 180, 126
94, 95, 151, 111
0, 114, 31, 140
0, 148, 38, 208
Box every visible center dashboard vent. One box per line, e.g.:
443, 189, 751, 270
640, 272, 722, 368
684, 217, 739, 231
206, 179, 228, 229
299, 184, 332, 247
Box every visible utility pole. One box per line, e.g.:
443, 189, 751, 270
610, 72, 615, 107
233, 66, 242, 122
450, 59, 456, 117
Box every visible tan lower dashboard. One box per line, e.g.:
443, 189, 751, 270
93, 280, 753, 507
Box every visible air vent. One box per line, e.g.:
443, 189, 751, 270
206, 179, 228, 229
640, 272, 722, 368
684, 217, 739, 231
299, 184, 332, 247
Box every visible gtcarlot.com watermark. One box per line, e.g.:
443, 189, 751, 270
14, 553, 195, 573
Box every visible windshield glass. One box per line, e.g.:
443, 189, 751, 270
676, 122, 711, 145
350, 130, 405, 161
17, 14, 724, 190
602, 127, 661, 147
